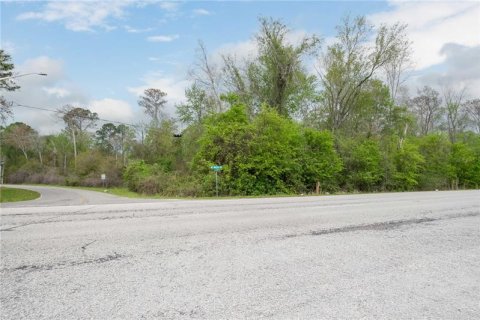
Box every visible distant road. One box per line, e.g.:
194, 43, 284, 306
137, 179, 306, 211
1, 190, 479, 319
1, 184, 166, 207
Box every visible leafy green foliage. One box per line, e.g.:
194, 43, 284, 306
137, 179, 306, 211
2, 122, 38, 161
1, 50, 20, 124
96, 123, 118, 154
393, 142, 424, 190
193, 99, 252, 194
302, 128, 342, 192
144, 119, 177, 170
417, 134, 453, 190
320, 16, 409, 131
176, 83, 215, 125
352, 79, 392, 136
341, 138, 384, 191
123, 160, 154, 192
223, 18, 319, 118
449, 142, 479, 188
194, 102, 342, 195
235, 106, 304, 195
123, 160, 202, 196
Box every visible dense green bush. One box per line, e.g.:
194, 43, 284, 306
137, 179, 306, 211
449, 142, 479, 189
302, 128, 342, 193
339, 138, 383, 191
417, 134, 453, 190
393, 142, 425, 191
235, 107, 304, 195
123, 160, 205, 196
192, 103, 343, 195
123, 161, 154, 192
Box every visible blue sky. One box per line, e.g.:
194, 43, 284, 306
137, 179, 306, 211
1, 1, 479, 133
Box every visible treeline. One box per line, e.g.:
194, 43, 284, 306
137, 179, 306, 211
1, 16, 480, 196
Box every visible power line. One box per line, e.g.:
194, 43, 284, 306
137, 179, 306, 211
12, 102, 139, 128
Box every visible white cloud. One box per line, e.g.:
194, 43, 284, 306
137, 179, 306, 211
159, 2, 179, 12
17, 1, 132, 32
285, 29, 309, 47
3, 56, 137, 134
43, 87, 71, 98
147, 34, 179, 42
193, 8, 211, 16
214, 39, 258, 62
3, 56, 88, 134
90, 98, 135, 124
156, 1, 184, 22
1, 41, 16, 54
369, 1, 480, 70
410, 44, 480, 98
18, 56, 64, 83
124, 25, 153, 33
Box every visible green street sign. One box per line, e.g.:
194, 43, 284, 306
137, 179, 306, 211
210, 165, 223, 172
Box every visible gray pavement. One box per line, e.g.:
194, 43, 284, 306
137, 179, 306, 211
1, 188, 479, 319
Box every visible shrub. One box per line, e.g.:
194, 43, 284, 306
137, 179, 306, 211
340, 138, 383, 191
417, 134, 452, 190
393, 142, 425, 191
123, 160, 153, 192
136, 176, 160, 195
65, 175, 80, 186
6, 171, 29, 184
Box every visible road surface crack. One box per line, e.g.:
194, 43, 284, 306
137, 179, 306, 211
2, 252, 125, 274
81, 240, 97, 252
0, 206, 96, 231
284, 211, 480, 239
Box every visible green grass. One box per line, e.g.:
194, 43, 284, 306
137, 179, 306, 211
0, 187, 41, 203
64, 185, 291, 200
26, 184, 161, 199
73, 186, 162, 199
24, 183, 338, 200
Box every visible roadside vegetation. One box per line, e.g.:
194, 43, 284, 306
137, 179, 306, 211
0, 187, 40, 203
1, 16, 479, 197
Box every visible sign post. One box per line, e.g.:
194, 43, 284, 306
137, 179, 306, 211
0, 160, 4, 185
209, 165, 223, 197
101, 173, 106, 188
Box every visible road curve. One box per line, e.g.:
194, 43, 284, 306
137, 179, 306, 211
0, 184, 166, 208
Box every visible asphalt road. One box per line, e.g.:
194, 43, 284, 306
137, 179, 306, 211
1, 184, 167, 207
1, 188, 479, 319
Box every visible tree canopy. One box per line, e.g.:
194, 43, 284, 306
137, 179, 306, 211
1, 16, 479, 194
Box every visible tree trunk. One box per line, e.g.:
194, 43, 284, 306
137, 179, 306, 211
71, 130, 77, 170
63, 154, 67, 175
316, 181, 320, 194
38, 150, 43, 165
398, 123, 409, 149
21, 148, 28, 161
